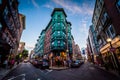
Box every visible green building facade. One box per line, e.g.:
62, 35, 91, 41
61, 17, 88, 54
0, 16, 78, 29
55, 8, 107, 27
34, 8, 73, 62
34, 30, 45, 57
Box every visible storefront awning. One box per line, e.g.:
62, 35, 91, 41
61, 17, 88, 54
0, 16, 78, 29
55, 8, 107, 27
100, 35, 120, 54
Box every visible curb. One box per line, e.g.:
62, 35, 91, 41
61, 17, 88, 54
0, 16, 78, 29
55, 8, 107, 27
49, 67, 69, 70
0, 63, 18, 80
93, 65, 120, 79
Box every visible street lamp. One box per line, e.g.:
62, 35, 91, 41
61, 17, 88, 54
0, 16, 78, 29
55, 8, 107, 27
107, 38, 120, 74
66, 49, 69, 60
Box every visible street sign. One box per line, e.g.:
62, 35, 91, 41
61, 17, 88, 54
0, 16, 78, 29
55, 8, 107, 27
110, 47, 116, 52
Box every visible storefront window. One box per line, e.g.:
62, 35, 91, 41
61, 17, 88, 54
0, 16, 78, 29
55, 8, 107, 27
0, 22, 2, 30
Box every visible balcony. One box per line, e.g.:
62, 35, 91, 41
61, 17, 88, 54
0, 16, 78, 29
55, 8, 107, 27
51, 46, 66, 51
52, 27, 66, 34
51, 36, 66, 42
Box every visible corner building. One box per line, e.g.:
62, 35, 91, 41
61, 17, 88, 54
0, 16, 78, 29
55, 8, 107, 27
50, 8, 73, 60
34, 8, 74, 66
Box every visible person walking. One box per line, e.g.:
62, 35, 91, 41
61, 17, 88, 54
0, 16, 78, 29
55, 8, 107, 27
10, 58, 15, 68
63, 60, 67, 67
3, 59, 8, 69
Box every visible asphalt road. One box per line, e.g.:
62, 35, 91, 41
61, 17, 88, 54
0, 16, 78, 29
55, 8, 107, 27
2, 62, 54, 80
2, 62, 120, 80
47, 62, 120, 80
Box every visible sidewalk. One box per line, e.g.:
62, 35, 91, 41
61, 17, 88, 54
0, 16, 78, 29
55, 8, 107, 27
0, 62, 18, 80
92, 63, 120, 78
49, 66, 68, 70
0, 68, 10, 80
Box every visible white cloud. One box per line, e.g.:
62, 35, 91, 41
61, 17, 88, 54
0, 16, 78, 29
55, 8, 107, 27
77, 20, 89, 48
31, 0, 40, 9
52, 0, 93, 16
25, 43, 35, 51
43, 4, 54, 9
79, 20, 89, 35
26, 46, 34, 49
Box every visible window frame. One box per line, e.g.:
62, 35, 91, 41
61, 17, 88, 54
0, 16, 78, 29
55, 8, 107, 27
116, 0, 120, 12
0, 0, 2, 4
0, 22, 2, 30
106, 24, 115, 38
101, 12, 109, 25
108, 24, 115, 38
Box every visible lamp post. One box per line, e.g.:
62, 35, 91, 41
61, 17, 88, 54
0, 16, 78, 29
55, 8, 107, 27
66, 49, 69, 60
107, 38, 120, 74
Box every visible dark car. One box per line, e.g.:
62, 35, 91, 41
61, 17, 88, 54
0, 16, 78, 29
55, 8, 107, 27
31, 59, 42, 68
76, 59, 84, 65
71, 60, 80, 68
42, 59, 49, 69
37, 60, 43, 68
24, 59, 29, 63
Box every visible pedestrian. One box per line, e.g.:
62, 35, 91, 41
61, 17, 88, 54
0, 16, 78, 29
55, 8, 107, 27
68, 59, 71, 68
57, 59, 60, 67
3, 59, 8, 69
10, 58, 15, 68
64, 60, 67, 67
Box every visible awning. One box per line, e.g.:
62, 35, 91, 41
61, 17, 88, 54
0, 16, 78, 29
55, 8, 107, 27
100, 35, 120, 54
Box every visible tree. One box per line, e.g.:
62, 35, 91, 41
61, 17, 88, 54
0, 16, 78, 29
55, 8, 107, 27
22, 49, 29, 58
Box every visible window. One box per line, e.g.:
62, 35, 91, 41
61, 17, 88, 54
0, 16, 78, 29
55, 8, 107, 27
58, 31, 60, 35
99, 0, 103, 5
0, 0, 2, 4
3, 7, 8, 16
106, 24, 115, 38
58, 15, 61, 19
101, 12, 109, 25
98, 39, 102, 45
52, 42, 54, 45
109, 25, 115, 38
58, 23, 60, 26
116, 0, 120, 12
58, 41, 60, 43
106, 29, 111, 38
98, 25, 103, 32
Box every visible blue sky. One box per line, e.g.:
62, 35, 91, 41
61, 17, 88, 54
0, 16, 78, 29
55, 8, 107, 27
18, 0, 95, 52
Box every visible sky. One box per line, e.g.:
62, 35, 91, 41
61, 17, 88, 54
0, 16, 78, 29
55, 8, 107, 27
18, 0, 95, 52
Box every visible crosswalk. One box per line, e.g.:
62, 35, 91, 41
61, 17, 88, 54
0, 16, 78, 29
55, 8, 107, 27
40, 69, 53, 74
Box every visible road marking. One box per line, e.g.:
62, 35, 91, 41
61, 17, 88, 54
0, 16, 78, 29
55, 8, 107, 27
8, 73, 26, 80
40, 70, 44, 73
40, 69, 53, 74
45, 69, 53, 74
22, 77, 25, 80
46, 69, 53, 72
37, 78, 41, 80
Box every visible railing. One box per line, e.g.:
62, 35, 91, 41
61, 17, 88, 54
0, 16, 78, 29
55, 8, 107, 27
51, 36, 67, 42
51, 46, 66, 50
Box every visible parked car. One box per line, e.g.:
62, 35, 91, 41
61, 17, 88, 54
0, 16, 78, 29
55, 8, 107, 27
30, 59, 49, 69
32, 59, 43, 68
76, 59, 84, 65
23, 59, 29, 63
42, 59, 49, 69
71, 60, 80, 68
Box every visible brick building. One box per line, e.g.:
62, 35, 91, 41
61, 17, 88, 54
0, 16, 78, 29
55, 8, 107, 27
0, 0, 25, 65
92, 0, 120, 73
